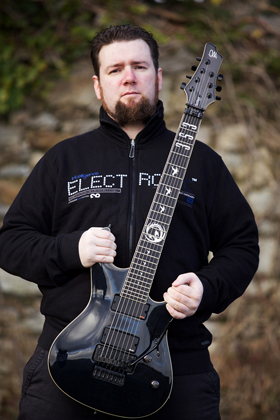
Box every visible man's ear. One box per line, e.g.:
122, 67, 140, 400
157, 68, 163, 93
92, 75, 102, 100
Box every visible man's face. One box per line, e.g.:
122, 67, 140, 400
93, 39, 162, 126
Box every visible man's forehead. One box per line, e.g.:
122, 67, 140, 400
99, 39, 152, 68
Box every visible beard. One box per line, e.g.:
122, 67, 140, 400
100, 83, 158, 127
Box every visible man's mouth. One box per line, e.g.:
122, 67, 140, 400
122, 92, 139, 97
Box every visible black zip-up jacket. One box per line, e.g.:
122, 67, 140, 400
0, 101, 259, 375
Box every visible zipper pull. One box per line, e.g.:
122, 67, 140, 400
129, 139, 135, 159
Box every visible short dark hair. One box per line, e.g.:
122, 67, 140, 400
90, 24, 159, 78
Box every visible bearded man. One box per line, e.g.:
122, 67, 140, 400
0, 24, 259, 420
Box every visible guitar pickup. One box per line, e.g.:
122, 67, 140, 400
111, 295, 150, 320
101, 327, 139, 353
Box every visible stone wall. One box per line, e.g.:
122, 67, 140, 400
0, 51, 279, 418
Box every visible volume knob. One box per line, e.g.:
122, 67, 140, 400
151, 380, 160, 389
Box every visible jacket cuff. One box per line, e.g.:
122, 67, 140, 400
197, 276, 216, 312
58, 231, 84, 272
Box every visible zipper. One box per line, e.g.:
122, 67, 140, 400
128, 138, 136, 262
129, 139, 135, 159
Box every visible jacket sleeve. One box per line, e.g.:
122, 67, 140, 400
0, 151, 84, 287
196, 158, 259, 314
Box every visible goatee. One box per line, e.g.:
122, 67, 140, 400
109, 97, 157, 127
100, 82, 159, 127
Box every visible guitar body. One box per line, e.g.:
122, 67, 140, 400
48, 263, 173, 418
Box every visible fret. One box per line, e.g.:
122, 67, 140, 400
153, 201, 174, 213
133, 251, 159, 263
128, 269, 154, 281
123, 286, 152, 296
160, 183, 181, 192
156, 189, 178, 200
121, 294, 147, 304
169, 153, 190, 164
123, 275, 152, 287
135, 238, 161, 254
162, 169, 184, 180
132, 255, 158, 269
150, 211, 173, 220
156, 192, 179, 203
165, 168, 185, 179
123, 282, 151, 294
122, 288, 151, 302
123, 276, 152, 287
165, 161, 186, 170
129, 263, 157, 275
144, 218, 170, 228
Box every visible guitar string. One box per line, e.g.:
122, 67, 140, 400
99, 142, 182, 361
99, 110, 200, 367
118, 116, 196, 354
101, 113, 198, 364
97, 62, 211, 367
98, 152, 183, 365
103, 100, 202, 363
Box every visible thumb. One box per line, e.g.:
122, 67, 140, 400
172, 272, 199, 288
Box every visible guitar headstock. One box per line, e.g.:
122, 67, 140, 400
180, 42, 223, 111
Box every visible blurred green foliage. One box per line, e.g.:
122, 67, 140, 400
0, 0, 97, 114
0, 0, 279, 118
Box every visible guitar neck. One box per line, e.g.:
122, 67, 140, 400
121, 107, 203, 303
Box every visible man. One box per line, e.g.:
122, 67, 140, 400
0, 24, 259, 419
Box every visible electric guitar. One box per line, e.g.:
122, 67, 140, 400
48, 42, 223, 418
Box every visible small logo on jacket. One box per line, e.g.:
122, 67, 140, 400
179, 178, 197, 208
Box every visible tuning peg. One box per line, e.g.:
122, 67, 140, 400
180, 82, 187, 90
217, 74, 223, 81
186, 75, 192, 79
196, 57, 201, 62
216, 96, 222, 101
216, 86, 222, 92
191, 65, 197, 71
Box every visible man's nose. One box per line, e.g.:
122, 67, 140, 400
123, 67, 136, 84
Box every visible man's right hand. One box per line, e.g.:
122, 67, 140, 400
78, 227, 117, 268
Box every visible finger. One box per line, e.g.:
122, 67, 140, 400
94, 244, 117, 258
164, 291, 191, 315
93, 253, 116, 264
93, 236, 117, 251
167, 285, 194, 302
89, 227, 116, 243
165, 303, 186, 320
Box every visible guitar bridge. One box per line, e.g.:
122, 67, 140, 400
92, 345, 137, 386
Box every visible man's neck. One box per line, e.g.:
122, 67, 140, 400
120, 122, 145, 139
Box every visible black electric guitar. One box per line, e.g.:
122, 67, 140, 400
48, 43, 223, 418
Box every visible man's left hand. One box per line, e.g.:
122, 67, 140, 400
163, 273, 204, 319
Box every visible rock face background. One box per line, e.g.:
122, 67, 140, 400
0, 8, 280, 420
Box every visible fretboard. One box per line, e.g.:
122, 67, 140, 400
121, 106, 203, 303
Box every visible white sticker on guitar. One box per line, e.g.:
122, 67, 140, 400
145, 223, 166, 244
